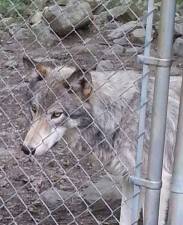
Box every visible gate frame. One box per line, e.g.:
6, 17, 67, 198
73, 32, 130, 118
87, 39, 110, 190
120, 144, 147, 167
143, 0, 176, 224
126, 0, 177, 224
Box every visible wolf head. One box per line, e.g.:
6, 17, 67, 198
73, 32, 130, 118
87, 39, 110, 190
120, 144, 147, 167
21, 56, 93, 155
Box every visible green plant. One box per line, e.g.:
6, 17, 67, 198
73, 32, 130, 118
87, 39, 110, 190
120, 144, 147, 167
177, 0, 183, 4
0, 0, 31, 17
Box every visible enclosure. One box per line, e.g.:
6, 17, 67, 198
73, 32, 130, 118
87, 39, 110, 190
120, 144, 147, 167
1, 0, 183, 225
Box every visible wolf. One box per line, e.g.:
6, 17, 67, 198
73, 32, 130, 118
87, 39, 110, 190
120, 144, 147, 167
21, 55, 180, 225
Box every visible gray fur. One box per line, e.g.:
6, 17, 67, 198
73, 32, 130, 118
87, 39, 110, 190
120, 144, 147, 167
22, 58, 181, 224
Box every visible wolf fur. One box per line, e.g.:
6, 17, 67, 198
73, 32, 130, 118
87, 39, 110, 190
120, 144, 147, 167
22, 56, 180, 225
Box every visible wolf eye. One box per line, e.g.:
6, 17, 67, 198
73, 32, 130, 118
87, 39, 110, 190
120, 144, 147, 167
31, 104, 37, 113
51, 112, 62, 119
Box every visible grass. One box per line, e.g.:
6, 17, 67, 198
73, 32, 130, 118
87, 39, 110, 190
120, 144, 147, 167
0, 0, 31, 17
177, 0, 183, 4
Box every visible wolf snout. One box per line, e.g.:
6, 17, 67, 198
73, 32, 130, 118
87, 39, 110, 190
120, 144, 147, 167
21, 145, 36, 155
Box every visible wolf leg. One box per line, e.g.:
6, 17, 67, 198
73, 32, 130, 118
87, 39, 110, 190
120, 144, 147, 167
119, 180, 133, 225
82, 175, 122, 208
158, 171, 171, 225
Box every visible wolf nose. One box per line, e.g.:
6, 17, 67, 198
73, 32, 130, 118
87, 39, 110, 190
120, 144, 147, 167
21, 146, 36, 155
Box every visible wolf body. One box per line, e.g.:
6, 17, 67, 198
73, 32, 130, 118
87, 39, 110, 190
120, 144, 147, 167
22, 56, 180, 225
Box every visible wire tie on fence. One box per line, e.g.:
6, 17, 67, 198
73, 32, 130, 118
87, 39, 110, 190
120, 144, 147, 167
137, 131, 145, 140
140, 7, 156, 24
135, 161, 143, 169
130, 176, 162, 190
138, 101, 148, 111
137, 55, 172, 67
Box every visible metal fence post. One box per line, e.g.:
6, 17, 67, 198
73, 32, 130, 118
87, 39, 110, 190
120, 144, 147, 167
144, 0, 176, 225
131, 0, 154, 224
168, 73, 183, 224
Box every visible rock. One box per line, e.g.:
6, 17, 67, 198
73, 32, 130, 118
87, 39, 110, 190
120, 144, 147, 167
57, 0, 69, 6
108, 21, 140, 40
122, 1, 145, 21
29, 11, 42, 25
95, 0, 131, 14
96, 60, 114, 71
177, 3, 183, 16
113, 36, 128, 46
94, 5, 132, 26
105, 21, 120, 30
170, 66, 182, 76
173, 37, 183, 57
103, 44, 125, 56
95, 0, 144, 22
31, 21, 59, 47
106, 0, 131, 9
71, 43, 102, 54
30, 0, 49, 10
12, 21, 58, 47
84, 0, 98, 8
175, 21, 183, 36
109, 5, 134, 21
8, 22, 25, 35
125, 46, 142, 55
43, 2, 93, 37
69, 0, 98, 9
13, 28, 35, 41
94, 11, 108, 26
0, 17, 15, 30
131, 28, 145, 44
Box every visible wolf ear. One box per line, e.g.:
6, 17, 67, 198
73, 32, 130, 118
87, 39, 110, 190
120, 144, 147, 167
23, 55, 49, 79
62, 68, 93, 100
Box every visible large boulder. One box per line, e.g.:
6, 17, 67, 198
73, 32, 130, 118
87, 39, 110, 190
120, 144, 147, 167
175, 20, 183, 36
96, 60, 114, 71
29, 11, 42, 25
13, 27, 35, 42
94, 0, 144, 22
30, 0, 49, 10
131, 28, 145, 44
173, 37, 183, 57
69, 0, 98, 9
113, 36, 128, 46
13, 21, 58, 47
31, 21, 59, 47
57, 0, 69, 6
95, 0, 131, 14
0, 17, 15, 30
103, 44, 125, 56
108, 21, 140, 40
94, 1, 133, 26
43, 2, 93, 37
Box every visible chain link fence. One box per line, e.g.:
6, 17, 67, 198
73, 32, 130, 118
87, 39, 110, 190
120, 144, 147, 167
0, 0, 180, 225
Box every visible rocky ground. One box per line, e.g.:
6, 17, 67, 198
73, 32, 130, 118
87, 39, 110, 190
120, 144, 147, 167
0, 0, 183, 224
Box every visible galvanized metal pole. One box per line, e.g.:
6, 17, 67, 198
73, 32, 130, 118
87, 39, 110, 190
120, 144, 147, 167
168, 77, 183, 224
144, 0, 176, 225
131, 0, 154, 224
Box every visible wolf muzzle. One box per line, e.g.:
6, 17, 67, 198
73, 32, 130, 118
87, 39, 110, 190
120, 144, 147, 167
21, 145, 36, 155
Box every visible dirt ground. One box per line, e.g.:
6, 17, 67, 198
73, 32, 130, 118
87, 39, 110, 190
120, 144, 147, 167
0, 19, 181, 225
